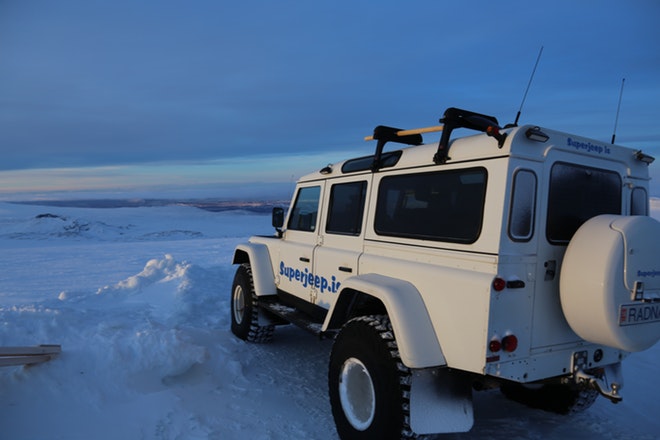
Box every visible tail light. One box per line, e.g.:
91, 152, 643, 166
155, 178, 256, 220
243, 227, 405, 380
492, 277, 506, 292
489, 339, 502, 352
502, 335, 518, 352
489, 334, 518, 353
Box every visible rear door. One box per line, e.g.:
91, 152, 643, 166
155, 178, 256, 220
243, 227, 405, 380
532, 155, 623, 348
312, 177, 369, 310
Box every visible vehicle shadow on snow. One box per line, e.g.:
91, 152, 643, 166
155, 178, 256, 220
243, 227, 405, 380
225, 325, 338, 439
236, 325, 648, 440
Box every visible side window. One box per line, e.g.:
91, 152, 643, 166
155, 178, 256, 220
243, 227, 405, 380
509, 170, 537, 241
288, 186, 321, 232
631, 187, 649, 216
374, 167, 487, 244
547, 163, 621, 244
326, 181, 367, 235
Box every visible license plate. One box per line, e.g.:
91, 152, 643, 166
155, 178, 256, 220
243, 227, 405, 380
619, 303, 660, 326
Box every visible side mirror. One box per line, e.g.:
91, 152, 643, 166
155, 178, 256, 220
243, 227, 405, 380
272, 207, 284, 237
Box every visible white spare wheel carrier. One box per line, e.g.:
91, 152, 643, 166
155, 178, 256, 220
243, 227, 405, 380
560, 214, 660, 352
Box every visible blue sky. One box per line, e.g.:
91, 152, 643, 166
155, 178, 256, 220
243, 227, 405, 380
1, 0, 659, 199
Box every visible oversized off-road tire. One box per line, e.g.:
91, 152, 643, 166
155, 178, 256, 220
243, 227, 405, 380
328, 315, 414, 440
501, 382, 599, 415
230, 263, 274, 343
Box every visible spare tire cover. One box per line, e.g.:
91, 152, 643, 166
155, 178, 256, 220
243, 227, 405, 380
560, 215, 660, 352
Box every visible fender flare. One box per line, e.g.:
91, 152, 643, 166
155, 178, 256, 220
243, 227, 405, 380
232, 243, 277, 297
326, 273, 446, 369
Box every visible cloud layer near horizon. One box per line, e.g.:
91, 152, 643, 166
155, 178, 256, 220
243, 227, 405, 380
0, 1, 658, 195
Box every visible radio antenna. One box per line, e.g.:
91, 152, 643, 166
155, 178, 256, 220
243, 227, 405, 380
513, 46, 544, 126
611, 78, 625, 144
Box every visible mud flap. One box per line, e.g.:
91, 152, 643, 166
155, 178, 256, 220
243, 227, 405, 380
409, 368, 474, 435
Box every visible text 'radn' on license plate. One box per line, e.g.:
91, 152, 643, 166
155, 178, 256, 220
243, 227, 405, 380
619, 303, 660, 326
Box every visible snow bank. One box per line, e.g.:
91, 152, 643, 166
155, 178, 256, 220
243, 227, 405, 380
0, 202, 658, 439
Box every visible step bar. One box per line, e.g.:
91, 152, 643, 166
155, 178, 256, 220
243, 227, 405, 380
259, 297, 336, 339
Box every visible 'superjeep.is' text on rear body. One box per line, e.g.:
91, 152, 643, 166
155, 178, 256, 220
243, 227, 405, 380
231, 107, 660, 439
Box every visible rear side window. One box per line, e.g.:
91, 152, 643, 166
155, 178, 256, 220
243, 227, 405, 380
631, 187, 648, 216
375, 168, 487, 244
288, 186, 321, 232
509, 170, 537, 241
326, 181, 367, 235
547, 163, 621, 244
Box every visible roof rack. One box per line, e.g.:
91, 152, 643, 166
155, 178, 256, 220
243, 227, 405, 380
435, 107, 506, 164
367, 125, 423, 171
364, 107, 507, 168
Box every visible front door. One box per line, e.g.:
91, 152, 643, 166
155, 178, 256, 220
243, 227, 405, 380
277, 184, 324, 303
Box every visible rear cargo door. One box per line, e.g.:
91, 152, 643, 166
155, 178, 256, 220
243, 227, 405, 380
532, 154, 623, 349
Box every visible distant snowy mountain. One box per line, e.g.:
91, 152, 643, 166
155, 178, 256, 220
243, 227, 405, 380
11, 197, 289, 212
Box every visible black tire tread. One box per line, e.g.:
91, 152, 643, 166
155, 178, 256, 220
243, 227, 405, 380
501, 381, 599, 415
231, 263, 274, 343
329, 314, 417, 440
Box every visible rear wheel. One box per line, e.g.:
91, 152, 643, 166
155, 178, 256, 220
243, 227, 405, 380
230, 263, 274, 343
328, 315, 414, 439
501, 382, 599, 415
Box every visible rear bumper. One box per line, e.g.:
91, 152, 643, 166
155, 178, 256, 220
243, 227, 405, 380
483, 343, 627, 383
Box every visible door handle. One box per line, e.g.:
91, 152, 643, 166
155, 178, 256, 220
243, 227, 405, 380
299, 257, 310, 263
338, 266, 353, 273
544, 260, 556, 281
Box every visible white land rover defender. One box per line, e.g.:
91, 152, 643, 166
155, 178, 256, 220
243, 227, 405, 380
230, 107, 660, 439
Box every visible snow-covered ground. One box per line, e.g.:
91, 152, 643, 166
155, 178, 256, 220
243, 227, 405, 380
0, 201, 658, 440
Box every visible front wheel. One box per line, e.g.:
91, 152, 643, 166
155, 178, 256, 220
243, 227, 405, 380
328, 315, 414, 440
230, 263, 274, 343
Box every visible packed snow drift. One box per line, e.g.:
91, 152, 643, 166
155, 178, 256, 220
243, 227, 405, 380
0, 201, 659, 439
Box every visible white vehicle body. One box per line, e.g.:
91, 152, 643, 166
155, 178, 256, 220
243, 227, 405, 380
231, 107, 660, 438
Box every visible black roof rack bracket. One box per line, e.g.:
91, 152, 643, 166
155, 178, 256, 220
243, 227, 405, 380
434, 107, 506, 164
371, 125, 423, 171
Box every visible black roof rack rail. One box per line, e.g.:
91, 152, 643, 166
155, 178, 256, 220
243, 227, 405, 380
434, 107, 507, 164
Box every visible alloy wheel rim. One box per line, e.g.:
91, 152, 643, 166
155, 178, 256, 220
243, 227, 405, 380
338, 357, 376, 431
232, 284, 245, 325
